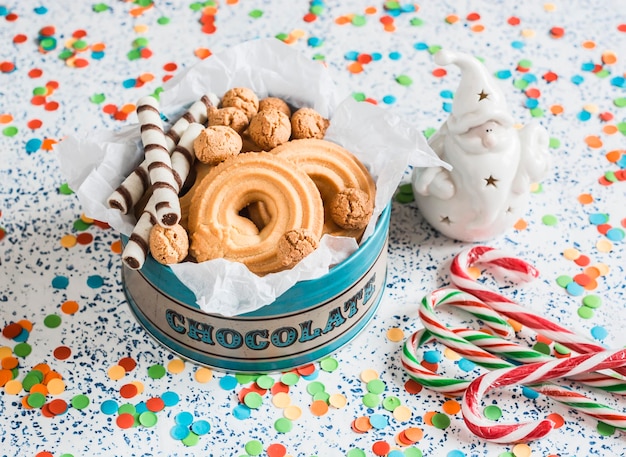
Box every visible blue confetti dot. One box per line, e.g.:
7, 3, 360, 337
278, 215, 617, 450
91, 51, 106, 60
440, 89, 454, 99
401, 4, 415, 12
565, 281, 584, 296
170, 423, 191, 440
25, 138, 43, 154
442, 102, 453, 112
371, 52, 383, 61
100, 399, 119, 415
0, 6, 8, 16
448, 451, 466, 457
511, 40, 525, 49
590, 325, 608, 340
457, 358, 476, 372
219, 375, 238, 390
87, 275, 104, 288
122, 78, 137, 88
302, 370, 319, 381
191, 419, 211, 435
52, 275, 70, 289
388, 451, 405, 457
161, 391, 180, 407
577, 110, 591, 121
617, 155, 626, 168
34, 6, 48, 14
175, 411, 194, 426
589, 213, 609, 225
413, 42, 429, 51
423, 350, 442, 363
525, 98, 539, 109
387, 9, 401, 17
344, 50, 359, 61
369, 413, 389, 429
382, 95, 396, 104
522, 386, 540, 399
606, 228, 624, 241
581, 61, 596, 71
610, 76, 625, 88
571, 74, 584, 85
135, 401, 148, 414
521, 73, 537, 83
307, 37, 323, 47
496, 69, 512, 79
389, 51, 402, 60
232, 404, 251, 420
13, 328, 29, 342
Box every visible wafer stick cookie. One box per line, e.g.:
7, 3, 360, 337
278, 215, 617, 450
136, 95, 181, 227
462, 349, 626, 442
122, 123, 204, 270
107, 94, 215, 214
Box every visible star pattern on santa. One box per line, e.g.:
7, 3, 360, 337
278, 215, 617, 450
478, 90, 489, 101
484, 175, 498, 187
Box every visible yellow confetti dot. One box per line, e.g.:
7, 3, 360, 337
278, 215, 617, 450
4, 379, 22, 395
596, 238, 613, 253
46, 377, 66, 395
80, 213, 94, 224
283, 404, 302, 420
386, 327, 405, 342
60, 234, 77, 248
594, 262, 610, 276
543, 2, 557, 11
512, 442, 532, 457
272, 391, 291, 408
194, 367, 213, 383
583, 103, 599, 113
467, 266, 481, 279
360, 369, 379, 383
392, 404, 412, 422
291, 29, 306, 39
0, 346, 13, 359
443, 347, 461, 361
328, 393, 347, 409
521, 29, 535, 38
562, 247, 580, 260
107, 364, 126, 381
507, 318, 523, 332
131, 380, 144, 394
134, 23, 149, 33
167, 358, 185, 374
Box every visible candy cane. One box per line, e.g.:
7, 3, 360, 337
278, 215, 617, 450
122, 123, 204, 270
108, 94, 215, 214
450, 245, 626, 377
462, 349, 626, 443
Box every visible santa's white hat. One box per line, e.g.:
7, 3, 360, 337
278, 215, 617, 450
435, 49, 514, 134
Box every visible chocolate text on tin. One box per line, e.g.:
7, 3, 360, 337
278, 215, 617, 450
165, 273, 377, 351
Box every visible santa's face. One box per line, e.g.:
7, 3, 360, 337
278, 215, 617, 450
454, 121, 513, 155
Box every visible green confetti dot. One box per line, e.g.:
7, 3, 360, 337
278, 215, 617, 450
90, 93, 106, 104
73, 218, 92, 231
243, 391, 263, 409
71, 394, 90, 410
498, 453, 515, 457
22, 373, 42, 391
352, 92, 366, 102
132, 37, 149, 49
555, 275, 572, 287
139, 411, 158, 427
59, 183, 74, 195
310, 5, 324, 15
595, 69, 610, 79
147, 364, 166, 379
127, 49, 142, 61
33, 86, 47, 96
275, 32, 289, 41
542, 214, 558, 226
423, 127, 437, 139
60, 454, 75, 457
614, 97, 626, 108
403, 448, 423, 457
597, 421, 616, 436
255, 374, 274, 389
398, 183, 414, 195
582, 294, 602, 308
513, 79, 529, 90
27, 392, 47, 408
244, 439, 264, 456
280, 372, 300, 386
395, 74, 413, 86
427, 45, 442, 55
182, 431, 200, 447
431, 412, 451, 429
410, 17, 424, 26
319, 356, 338, 372
518, 59, 532, 69
382, 395, 401, 411
484, 404, 502, 420
549, 137, 560, 148
72, 39, 88, 50
13, 342, 32, 358
530, 107, 545, 117
274, 417, 293, 433
366, 378, 386, 394
347, 449, 367, 457
92, 3, 109, 12
532, 342, 551, 355
44, 314, 62, 328
577, 305, 594, 319
362, 392, 381, 408
189, 2, 204, 11
312, 53, 325, 61
118, 403, 136, 415
2, 126, 18, 137
617, 121, 626, 135
553, 343, 570, 355
306, 381, 326, 396
57, 49, 73, 60
351, 14, 367, 26
313, 391, 330, 403
249, 9, 263, 18
604, 171, 617, 182
235, 373, 258, 385
396, 191, 414, 203
157, 16, 170, 25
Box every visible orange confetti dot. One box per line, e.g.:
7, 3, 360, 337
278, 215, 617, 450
423, 410, 436, 426
601, 50, 617, 65
0, 113, 13, 123
577, 193, 593, 204
445, 14, 459, 24
194, 47, 212, 59
547, 413, 565, 428
41, 138, 57, 150
383, 23, 396, 32
536, 334, 553, 345
60, 234, 77, 248
30, 383, 48, 396
365, 6, 377, 14
583, 266, 601, 279
582, 40, 596, 49
403, 426, 424, 442
353, 415, 372, 432
549, 104, 564, 115
470, 24, 485, 32
513, 218, 528, 230
120, 103, 136, 114
420, 360, 438, 373
91, 42, 106, 52
442, 399, 461, 414
466, 266, 481, 279
603, 125, 618, 135
584, 135, 603, 148
310, 399, 329, 416
606, 150, 623, 163
111, 239, 122, 254
335, 15, 352, 25
507, 318, 523, 332
61, 300, 79, 314
347, 61, 364, 74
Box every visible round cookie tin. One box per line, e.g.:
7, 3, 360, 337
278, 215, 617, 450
122, 204, 391, 373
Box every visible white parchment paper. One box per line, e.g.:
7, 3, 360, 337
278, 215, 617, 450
56, 38, 447, 316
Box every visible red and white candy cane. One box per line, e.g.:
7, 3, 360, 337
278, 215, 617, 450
122, 122, 204, 270
462, 349, 626, 443
450, 246, 626, 377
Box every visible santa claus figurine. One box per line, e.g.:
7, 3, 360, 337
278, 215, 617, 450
412, 49, 551, 242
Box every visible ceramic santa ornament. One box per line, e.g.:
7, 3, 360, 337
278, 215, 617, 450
412, 49, 551, 242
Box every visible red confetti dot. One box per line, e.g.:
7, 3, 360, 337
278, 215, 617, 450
102, 104, 118, 115
597, 223, 612, 235
616, 170, 626, 181
303, 12, 317, 23
72, 29, 87, 38
118, 356, 137, 372
372, 440, 391, 456
296, 363, 316, 376
116, 413, 135, 429
508, 16, 520, 26
48, 398, 68, 415
525, 88, 541, 98
119, 383, 138, 399
28, 68, 43, 78
574, 254, 590, 266
621, 218, 626, 228
404, 378, 423, 394
543, 71, 558, 82
6, 12, 18, 21
162, 74, 174, 83
357, 53, 372, 64
270, 382, 290, 395
202, 23, 217, 34
39, 26, 56, 37
0, 61, 15, 73
53, 346, 72, 360
146, 397, 165, 412
2, 322, 23, 339
76, 232, 94, 245
27, 119, 43, 129
44, 101, 59, 111
466, 12, 481, 21
599, 112, 613, 122
13, 34, 27, 44
113, 111, 129, 121
163, 62, 178, 72
550, 26, 565, 38
380, 15, 394, 25
267, 443, 287, 457
73, 58, 89, 68
364, 98, 378, 105
46, 80, 59, 90
573, 273, 592, 287
140, 48, 153, 59
432, 68, 447, 77
598, 175, 613, 186
35, 452, 54, 457
618, 24, 626, 32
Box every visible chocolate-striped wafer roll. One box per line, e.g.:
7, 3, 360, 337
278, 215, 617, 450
108, 93, 216, 214
122, 207, 155, 270
136, 95, 181, 227
170, 122, 204, 190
